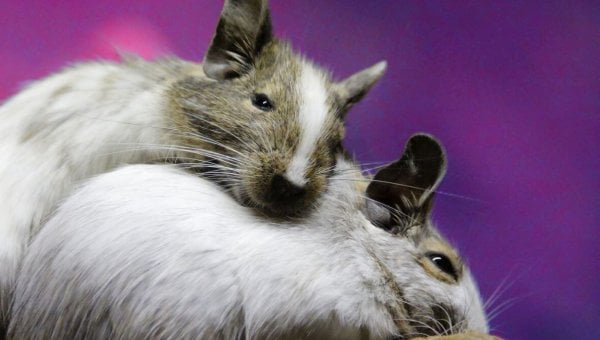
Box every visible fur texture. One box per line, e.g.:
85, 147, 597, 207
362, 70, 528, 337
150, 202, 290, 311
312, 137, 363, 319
8, 135, 489, 339
0, 0, 386, 327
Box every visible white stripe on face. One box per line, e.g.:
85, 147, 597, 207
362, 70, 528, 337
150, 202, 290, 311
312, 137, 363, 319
285, 64, 329, 187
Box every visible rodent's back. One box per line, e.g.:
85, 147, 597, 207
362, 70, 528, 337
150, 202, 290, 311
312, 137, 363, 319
0, 59, 192, 331
0, 58, 190, 248
9, 164, 398, 339
10, 134, 491, 339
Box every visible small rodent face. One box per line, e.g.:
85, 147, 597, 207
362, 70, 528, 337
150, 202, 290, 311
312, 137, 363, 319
170, 42, 347, 216
352, 209, 488, 337
165, 0, 385, 217
352, 134, 489, 337
401, 232, 488, 337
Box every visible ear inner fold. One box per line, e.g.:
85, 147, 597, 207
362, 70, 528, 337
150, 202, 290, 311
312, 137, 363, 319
366, 134, 446, 223
334, 61, 387, 115
203, 0, 273, 79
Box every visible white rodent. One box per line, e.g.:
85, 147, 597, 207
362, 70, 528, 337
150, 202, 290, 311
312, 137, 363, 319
8, 134, 490, 339
0, 0, 386, 326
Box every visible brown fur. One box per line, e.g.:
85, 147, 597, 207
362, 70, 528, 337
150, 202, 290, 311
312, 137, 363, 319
418, 238, 464, 284
364, 134, 475, 336
156, 0, 386, 216
166, 40, 349, 216
14, 0, 383, 219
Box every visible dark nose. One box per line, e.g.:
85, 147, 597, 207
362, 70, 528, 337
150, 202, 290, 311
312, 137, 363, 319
268, 174, 307, 204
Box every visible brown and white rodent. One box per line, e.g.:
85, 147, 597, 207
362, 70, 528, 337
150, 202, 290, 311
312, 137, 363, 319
0, 0, 385, 330
8, 134, 497, 339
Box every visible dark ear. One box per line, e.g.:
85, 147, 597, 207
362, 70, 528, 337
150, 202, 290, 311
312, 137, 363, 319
203, 0, 273, 80
366, 134, 446, 230
334, 61, 387, 115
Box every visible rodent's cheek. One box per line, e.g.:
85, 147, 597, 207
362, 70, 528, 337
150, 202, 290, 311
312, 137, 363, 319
299, 157, 329, 196
338, 124, 346, 141
312, 145, 339, 178
329, 123, 345, 151
306, 173, 327, 197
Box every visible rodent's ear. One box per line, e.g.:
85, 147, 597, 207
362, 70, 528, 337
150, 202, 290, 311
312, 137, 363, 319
333, 61, 387, 116
366, 134, 446, 230
203, 0, 273, 80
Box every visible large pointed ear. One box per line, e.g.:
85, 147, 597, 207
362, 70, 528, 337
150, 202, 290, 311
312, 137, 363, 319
365, 134, 446, 233
333, 61, 387, 116
203, 0, 273, 80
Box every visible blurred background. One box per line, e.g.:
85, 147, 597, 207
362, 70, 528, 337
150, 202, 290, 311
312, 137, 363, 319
0, 1, 597, 338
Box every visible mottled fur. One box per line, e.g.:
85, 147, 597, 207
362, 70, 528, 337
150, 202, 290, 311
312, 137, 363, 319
167, 41, 348, 213
8, 135, 489, 339
0, 0, 386, 330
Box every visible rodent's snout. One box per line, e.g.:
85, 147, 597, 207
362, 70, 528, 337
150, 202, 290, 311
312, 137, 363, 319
266, 174, 307, 205
239, 151, 328, 217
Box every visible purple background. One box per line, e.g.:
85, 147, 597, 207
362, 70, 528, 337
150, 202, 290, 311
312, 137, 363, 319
0, 1, 598, 339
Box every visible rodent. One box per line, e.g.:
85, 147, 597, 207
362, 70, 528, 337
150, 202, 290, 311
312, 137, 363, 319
0, 0, 386, 328
8, 134, 494, 339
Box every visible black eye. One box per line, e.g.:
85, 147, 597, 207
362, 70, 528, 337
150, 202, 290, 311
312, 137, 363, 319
426, 252, 457, 280
252, 93, 273, 111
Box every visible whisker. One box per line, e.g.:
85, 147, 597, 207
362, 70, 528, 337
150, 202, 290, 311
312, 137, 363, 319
360, 162, 393, 174
395, 315, 439, 337
330, 177, 482, 202
176, 132, 254, 161
111, 143, 245, 167
69, 112, 178, 132
487, 294, 530, 323
183, 113, 252, 149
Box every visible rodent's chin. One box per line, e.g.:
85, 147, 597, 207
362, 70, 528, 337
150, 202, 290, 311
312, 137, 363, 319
237, 190, 316, 218
234, 181, 322, 218
258, 199, 316, 218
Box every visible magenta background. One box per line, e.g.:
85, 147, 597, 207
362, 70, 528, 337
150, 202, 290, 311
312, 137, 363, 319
0, 1, 598, 339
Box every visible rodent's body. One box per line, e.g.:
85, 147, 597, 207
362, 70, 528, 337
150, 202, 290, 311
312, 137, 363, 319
0, 59, 180, 327
8, 136, 490, 339
0, 0, 386, 327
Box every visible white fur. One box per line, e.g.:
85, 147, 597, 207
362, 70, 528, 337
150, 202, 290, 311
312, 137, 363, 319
285, 63, 329, 187
9, 162, 489, 339
0, 62, 174, 313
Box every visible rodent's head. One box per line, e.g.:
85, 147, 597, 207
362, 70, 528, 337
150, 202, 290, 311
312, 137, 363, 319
168, 0, 386, 217
324, 134, 489, 338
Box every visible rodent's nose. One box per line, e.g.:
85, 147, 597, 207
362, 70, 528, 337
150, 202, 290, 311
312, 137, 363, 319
268, 174, 307, 204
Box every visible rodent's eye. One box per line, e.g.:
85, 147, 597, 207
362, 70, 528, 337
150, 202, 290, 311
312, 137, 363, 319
426, 252, 457, 280
252, 93, 274, 111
